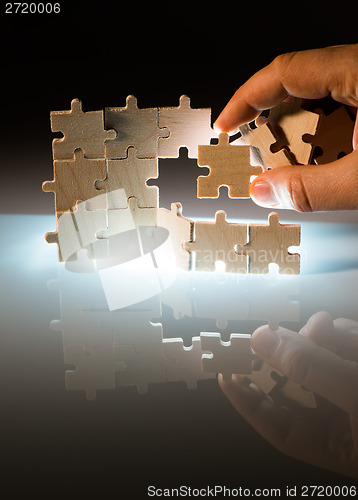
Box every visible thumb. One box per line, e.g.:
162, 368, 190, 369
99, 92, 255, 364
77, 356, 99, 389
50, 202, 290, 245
250, 150, 358, 212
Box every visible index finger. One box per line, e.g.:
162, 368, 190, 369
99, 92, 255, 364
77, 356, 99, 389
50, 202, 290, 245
214, 45, 358, 135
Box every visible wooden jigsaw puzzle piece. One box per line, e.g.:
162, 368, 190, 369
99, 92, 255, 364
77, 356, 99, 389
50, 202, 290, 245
42, 148, 107, 213
158, 95, 216, 158
267, 97, 320, 165
51, 98, 116, 160
95, 146, 159, 209
200, 332, 252, 381
236, 212, 300, 274
184, 210, 247, 273
197, 132, 261, 198
236, 122, 295, 169
105, 95, 169, 159
311, 106, 354, 164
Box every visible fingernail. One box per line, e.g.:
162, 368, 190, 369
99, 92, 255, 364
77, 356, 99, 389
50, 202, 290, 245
252, 330, 279, 359
251, 180, 278, 206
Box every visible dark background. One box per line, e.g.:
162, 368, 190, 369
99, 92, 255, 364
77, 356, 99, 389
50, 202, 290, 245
1, 2, 358, 498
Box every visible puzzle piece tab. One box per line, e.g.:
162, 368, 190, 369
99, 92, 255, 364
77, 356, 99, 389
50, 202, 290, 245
236, 212, 300, 274
197, 132, 261, 198
51, 98, 116, 160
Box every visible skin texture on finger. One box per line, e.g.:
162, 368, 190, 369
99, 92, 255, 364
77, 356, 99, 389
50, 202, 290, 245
218, 374, 358, 477
250, 326, 358, 417
249, 150, 358, 212
214, 44, 358, 135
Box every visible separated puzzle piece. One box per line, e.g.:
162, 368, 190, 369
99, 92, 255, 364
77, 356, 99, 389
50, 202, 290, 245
197, 132, 261, 198
105, 95, 169, 159
184, 210, 247, 273
95, 146, 159, 209
236, 212, 300, 274
311, 106, 354, 164
267, 97, 320, 164
200, 332, 252, 381
158, 95, 215, 158
51, 98, 116, 160
237, 122, 294, 169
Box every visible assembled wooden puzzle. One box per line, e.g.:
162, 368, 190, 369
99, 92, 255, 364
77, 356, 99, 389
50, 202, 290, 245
43, 95, 353, 404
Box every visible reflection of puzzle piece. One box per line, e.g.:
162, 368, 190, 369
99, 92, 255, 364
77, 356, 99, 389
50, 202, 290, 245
44, 200, 108, 262
184, 210, 247, 273
158, 95, 215, 158
163, 336, 215, 389
114, 343, 166, 394
51, 98, 116, 160
236, 212, 300, 274
200, 332, 252, 381
157, 202, 193, 271
191, 273, 249, 329
197, 132, 261, 198
105, 95, 169, 159
95, 146, 159, 209
311, 106, 354, 164
237, 122, 294, 170
64, 345, 126, 401
42, 148, 107, 213
268, 98, 320, 164
249, 361, 316, 408
246, 275, 299, 330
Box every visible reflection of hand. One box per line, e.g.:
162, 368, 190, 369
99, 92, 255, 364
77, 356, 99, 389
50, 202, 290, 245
219, 312, 358, 478
214, 45, 358, 212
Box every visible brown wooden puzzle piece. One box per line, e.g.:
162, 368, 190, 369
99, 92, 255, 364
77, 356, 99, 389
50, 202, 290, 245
51, 98, 116, 160
197, 132, 261, 198
267, 97, 320, 164
235, 212, 300, 274
311, 106, 354, 164
95, 146, 159, 209
184, 210, 247, 273
42, 148, 107, 213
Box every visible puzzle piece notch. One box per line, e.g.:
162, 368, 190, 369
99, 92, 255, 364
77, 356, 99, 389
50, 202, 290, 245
158, 94, 216, 159
184, 210, 247, 273
200, 332, 252, 381
51, 98, 117, 160
105, 95, 169, 159
197, 132, 262, 198
95, 146, 159, 209
235, 212, 300, 274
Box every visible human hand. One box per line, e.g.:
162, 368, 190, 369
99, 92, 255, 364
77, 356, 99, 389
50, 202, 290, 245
214, 45, 358, 212
218, 311, 358, 478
